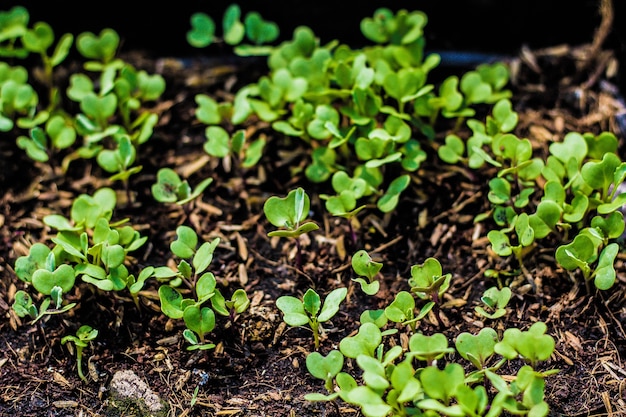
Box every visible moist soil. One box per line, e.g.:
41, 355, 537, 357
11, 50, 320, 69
1, 17, 626, 417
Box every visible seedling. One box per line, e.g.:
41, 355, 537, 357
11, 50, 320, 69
406, 332, 454, 366
305, 349, 344, 393
263, 187, 319, 269
16, 115, 76, 166
407, 257, 452, 326
455, 327, 502, 374
494, 321, 556, 368
151, 167, 214, 208
339, 322, 383, 359
475, 286, 512, 319
555, 235, 619, 292
158, 227, 239, 350
61, 325, 98, 382
276, 287, 347, 350
384, 291, 419, 332
351, 249, 382, 295
201, 126, 267, 170
320, 171, 368, 245
97, 133, 142, 204
187, 4, 279, 51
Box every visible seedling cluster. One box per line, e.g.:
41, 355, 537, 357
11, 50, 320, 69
3, 4, 622, 416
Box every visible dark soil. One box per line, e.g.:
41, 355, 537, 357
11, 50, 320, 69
1, 9, 626, 417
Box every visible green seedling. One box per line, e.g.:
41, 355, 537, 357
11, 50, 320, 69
359, 309, 388, 329
556, 235, 619, 291
406, 332, 454, 366
418, 362, 465, 409
455, 327, 502, 375
475, 286, 512, 319
151, 167, 213, 207
321, 171, 368, 244
97, 133, 142, 204
264, 187, 319, 269
377, 174, 411, 213
202, 126, 266, 169
494, 321, 556, 369
306, 349, 344, 393
384, 291, 419, 332
338, 322, 385, 360
61, 325, 98, 382
187, 4, 278, 51
211, 288, 251, 327
0, 63, 44, 132
0, 6, 30, 58
351, 249, 382, 295
276, 287, 347, 350
158, 227, 237, 350
0, 7, 73, 116
16, 115, 76, 164
407, 257, 452, 326
35, 188, 147, 293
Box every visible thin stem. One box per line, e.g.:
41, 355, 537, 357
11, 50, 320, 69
76, 347, 86, 382
295, 238, 302, 271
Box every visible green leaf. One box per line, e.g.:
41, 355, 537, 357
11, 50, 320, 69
594, 243, 618, 290
339, 322, 382, 358
555, 234, 595, 271
31, 264, 75, 295
408, 332, 454, 362
384, 291, 415, 323
264, 187, 311, 229
455, 327, 498, 369
76, 28, 119, 62
187, 12, 215, 48
419, 363, 465, 403
171, 225, 198, 259
193, 237, 219, 275
15, 243, 52, 282
351, 250, 382, 279
158, 285, 185, 319
183, 305, 216, 338
318, 287, 347, 322
222, 4, 245, 45
276, 295, 309, 327
548, 132, 587, 167
306, 350, 344, 381
244, 11, 279, 45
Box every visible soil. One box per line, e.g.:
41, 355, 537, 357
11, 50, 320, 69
1, 7, 626, 417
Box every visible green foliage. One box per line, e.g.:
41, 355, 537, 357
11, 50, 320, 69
276, 287, 347, 350
351, 249, 382, 295
157, 226, 250, 351
0, 6, 165, 187
189, 6, 512, 218
306, 319, 556, 417
264, 187, 319, 268
151, 167, 214, 206
475, 286, 512, 319
11, 187, 148, 327
187, 4, 279, 50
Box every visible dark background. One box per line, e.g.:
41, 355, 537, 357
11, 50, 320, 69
4, 1, 626, 87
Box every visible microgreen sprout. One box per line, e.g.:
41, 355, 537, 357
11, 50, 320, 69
305, 349, 344, 394
407, 257, 452, 326
263, 187, 319, 269
157, 227, 239, 351
61, 325, 98, 382
151, 167, 214, 209
187, 4, 279, 52
276, 287, 347, 350
351, 249, 382, 295
475, 286, 512, 319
